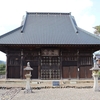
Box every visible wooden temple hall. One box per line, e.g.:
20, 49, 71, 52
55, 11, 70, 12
0, 12, 100, 80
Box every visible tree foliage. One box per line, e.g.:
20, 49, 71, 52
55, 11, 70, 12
94, 25, 100, 35
0, 64, 6, 75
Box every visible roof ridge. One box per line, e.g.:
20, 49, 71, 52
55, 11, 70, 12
69, 15, 78, 33
21, 12, 28, 33
77, 27, 100, 40
0, 26, 22, 39
27, 12, 71, 15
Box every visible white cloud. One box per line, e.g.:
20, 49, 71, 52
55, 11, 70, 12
0, 0, 94, 27
0, 0, 94, 30
0, 26, 5, 35
0, 26, 5, 31
78, 13, 95, 33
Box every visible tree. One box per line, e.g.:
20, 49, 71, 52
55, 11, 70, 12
94, 25, 100, 35
0, 64, 6, 75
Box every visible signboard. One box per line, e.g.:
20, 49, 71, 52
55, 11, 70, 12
52, 81, 60, 87
41, 49, 59, 56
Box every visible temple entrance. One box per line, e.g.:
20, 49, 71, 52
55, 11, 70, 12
29, 61, 38, 79
62, 66, 78, 79
31, 66, 38, 79
41, 56, 60, 79
79, 66, 92, 78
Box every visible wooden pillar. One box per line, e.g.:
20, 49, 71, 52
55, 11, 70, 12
5, 50, 8, 79
77, 49, 79, 79
60, 50, 62, 79
38, 65, 40, 79
38, 51, 41, 79
69, 67, 71, 79
85, 66, 87, 78
20, 49, 23, 79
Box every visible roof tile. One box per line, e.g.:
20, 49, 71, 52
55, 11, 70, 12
0, 12, 100, 45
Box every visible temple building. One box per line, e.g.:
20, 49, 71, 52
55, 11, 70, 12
0, 12, 100, 79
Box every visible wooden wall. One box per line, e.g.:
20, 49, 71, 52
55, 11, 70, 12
6, 46, 93, 79
7, 51, 21, 78
62, 49, 92, 79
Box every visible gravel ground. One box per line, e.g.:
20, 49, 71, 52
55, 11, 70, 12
0, 88, 21, 100
0, 89, 9, 96
4, 88, 99, 100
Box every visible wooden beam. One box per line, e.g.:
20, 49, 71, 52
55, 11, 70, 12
5, 50, 8, 79
20, 50, 23, 79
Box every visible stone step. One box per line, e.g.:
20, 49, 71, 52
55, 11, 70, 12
0, 79, 98, 88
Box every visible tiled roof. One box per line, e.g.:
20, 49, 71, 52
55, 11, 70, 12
0, 12, 100, 45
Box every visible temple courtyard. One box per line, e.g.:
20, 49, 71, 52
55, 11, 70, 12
0, 79, 100, 100
0, 88, 100, 100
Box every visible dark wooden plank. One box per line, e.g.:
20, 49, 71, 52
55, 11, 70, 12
7, 66, 12, 78
8, 66, 20, 78
79, 66, 85, 78
14, 66, 20, 78
70, 66, 77, 78
62, 67, 69, 78
86, 66, 92, 78
31, 66, 38, 79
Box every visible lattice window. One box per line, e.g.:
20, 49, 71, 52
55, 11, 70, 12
41, 57, 60, 66
79, 56, 92, 65
62, 56, 77, 61
41, 69, 60, 79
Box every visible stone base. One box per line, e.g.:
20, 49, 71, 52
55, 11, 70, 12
24, 88, 33, 93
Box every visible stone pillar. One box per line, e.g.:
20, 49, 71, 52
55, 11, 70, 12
24, 62, 33, 93
92, 71, 99, 91
25, 74, 32, 93
90, 50, 100, 92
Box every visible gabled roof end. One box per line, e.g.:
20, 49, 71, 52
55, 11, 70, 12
21, 12, 28, 33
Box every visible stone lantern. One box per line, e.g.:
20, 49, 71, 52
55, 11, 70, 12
90, 50, 100, 91
24, 62, 33, 93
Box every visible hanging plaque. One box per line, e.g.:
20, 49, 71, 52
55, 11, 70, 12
41, 49, 59, 56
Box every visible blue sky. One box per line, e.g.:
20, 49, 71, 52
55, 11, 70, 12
0, 0, 100, 61
90, 0, 100, 26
